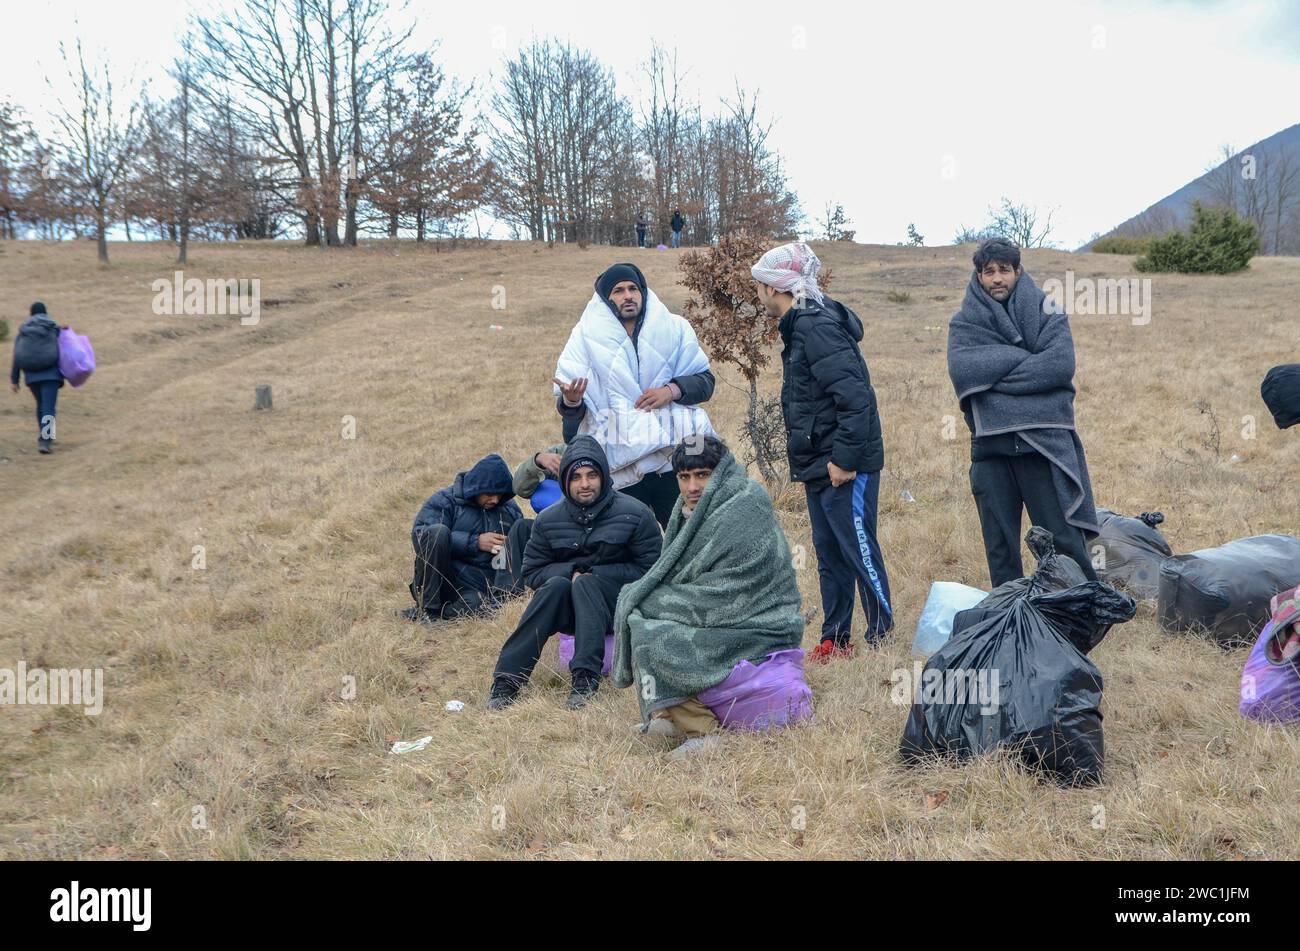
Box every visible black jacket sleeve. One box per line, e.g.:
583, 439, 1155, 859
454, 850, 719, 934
556, 395, 586, 444
10, 353, 18, 387
590, 512, 664, 584
670, 368, 715, 406
521, 518, 577, 589
801, 320, 876, 472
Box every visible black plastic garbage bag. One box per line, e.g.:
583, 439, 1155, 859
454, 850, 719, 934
952, 527, 1128, 654
1261, 364, 1300, 430
1094, 508, 1173, 601
1158, 534, 1300, 648
901, 528, 1137, 787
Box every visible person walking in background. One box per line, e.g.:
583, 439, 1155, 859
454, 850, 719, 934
9, 302, 63, 454
671, 208, 684, 249
754, 242, 893, 663
947, 238, 1101, 587
635, 213, 649, 248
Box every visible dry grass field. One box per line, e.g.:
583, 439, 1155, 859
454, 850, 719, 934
0, 237, 1296, 860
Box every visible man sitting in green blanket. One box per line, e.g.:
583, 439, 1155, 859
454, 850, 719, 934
613, 436, 806, 758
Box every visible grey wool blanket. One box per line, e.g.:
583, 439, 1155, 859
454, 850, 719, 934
947, 270, 1100, 534
612, 451, 805, 721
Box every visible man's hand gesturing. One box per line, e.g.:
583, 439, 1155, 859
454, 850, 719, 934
553, 377, 588, 406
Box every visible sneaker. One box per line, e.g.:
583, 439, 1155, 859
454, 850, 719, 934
566, 672, 600, 710
632, 717, 682, 739
668, 734, 723, 760
808, 639, 856, 665
486, 681, 519, 711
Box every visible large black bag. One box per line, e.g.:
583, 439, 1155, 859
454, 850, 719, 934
901, 529, 1136, 787
1261, 364, 1300, 430
951, 527, 1128, 655
1158, 534, 1300, 648
13, 315, 61, 372
1094, 508, 1173, 600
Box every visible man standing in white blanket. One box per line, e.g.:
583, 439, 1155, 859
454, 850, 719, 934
553, 263, 717, 527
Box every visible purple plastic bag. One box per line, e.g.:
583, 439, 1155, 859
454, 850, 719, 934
696, 648, 814, 731
557, 632, 614, 677
1240, 620, 1300, 723
57, 329, 96, 388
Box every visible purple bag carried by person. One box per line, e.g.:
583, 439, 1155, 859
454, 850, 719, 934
697, 648, 813, 731
557, 632, 615, 677
57, 329, 96, 388
1239, 584, 1300, 723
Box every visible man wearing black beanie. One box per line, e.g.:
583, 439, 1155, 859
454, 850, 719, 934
552, 262, 718, 527
487, 435, 662, 710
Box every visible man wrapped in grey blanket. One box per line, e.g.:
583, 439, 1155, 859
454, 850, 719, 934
947, 238, 1100, 587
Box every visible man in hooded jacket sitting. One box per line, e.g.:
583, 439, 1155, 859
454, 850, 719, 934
402, 453, 525, 624
488, 435, 663, 710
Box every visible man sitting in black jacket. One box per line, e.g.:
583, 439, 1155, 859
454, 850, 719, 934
401, 454, 525, 625
754, 241, 893, 663
488, 435, 663, 710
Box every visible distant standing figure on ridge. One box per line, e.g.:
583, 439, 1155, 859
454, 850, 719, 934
635, 213, 649, 248
671, 208, 684, 248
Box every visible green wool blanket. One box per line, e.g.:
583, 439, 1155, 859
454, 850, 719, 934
612, 452, 805, 721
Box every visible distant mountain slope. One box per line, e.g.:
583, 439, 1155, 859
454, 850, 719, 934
1088, 122, 1300, 254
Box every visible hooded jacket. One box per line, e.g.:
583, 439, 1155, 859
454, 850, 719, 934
778, 295, 884, 483
520, 434, 663, 589
412, 455, 523, 580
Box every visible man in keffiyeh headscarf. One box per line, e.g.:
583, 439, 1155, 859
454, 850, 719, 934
753, 242, 893, 663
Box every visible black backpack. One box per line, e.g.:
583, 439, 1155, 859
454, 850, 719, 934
14, 315, 60, 372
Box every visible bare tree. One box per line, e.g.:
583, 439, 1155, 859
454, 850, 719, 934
0, 100, 38, 239
363, 52, 486, 241
48, 38, 146, 263
1262, 146, 1300, 255
639, 43, 687, 247
194, 0, 409, 248
1199, 143, 1240, 212
488, 38, 637, 245
988, 197, 1055, 248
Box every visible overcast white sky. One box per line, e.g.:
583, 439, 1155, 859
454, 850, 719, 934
4, 0, 1299, 247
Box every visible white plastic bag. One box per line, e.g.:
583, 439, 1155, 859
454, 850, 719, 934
912, 582, 988, 657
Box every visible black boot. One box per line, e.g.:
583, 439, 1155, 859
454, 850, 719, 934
487, 679, 519, 711
38, 438, 52, 454
566, 671, 600, 710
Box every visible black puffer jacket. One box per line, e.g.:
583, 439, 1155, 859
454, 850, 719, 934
778, 295, 884, 483
521, 435, 663, 589
412, 455, 522, 585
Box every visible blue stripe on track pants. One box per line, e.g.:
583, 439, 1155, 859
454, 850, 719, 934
806, 471, 894, 645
